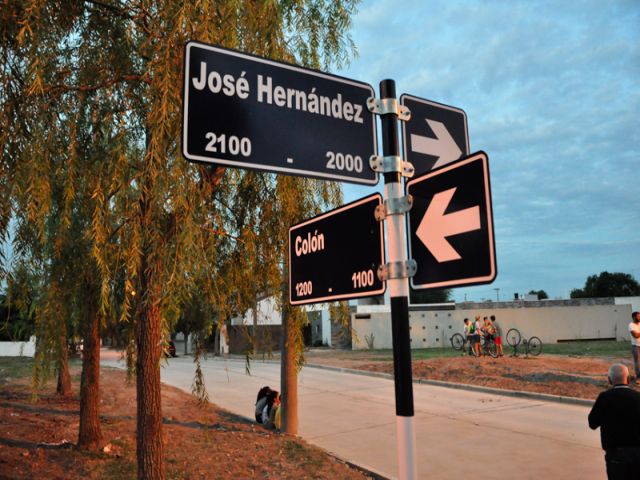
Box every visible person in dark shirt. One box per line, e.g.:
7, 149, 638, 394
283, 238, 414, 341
588, 363, 640, 479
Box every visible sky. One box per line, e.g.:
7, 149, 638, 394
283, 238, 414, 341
336, 0, 640, 302
2, 2, 638, 305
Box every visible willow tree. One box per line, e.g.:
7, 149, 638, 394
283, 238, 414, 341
5, 0, 360, 477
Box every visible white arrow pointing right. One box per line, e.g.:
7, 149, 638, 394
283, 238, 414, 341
417, 187, 481, 263
410, 119, 462, 169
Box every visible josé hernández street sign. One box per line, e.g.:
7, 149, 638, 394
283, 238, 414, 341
289, 194, 386, 305
406, 151, 496, 290
400, 94, 469, 178
182, 41, 379, 185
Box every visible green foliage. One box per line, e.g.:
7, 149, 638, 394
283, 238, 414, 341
191, 349, 209, 406
2, 0, 360, 333
528, 289, 549, 300
329, 301, 351, 347
364, 333, 375, 349
410, 288, 452, 304
570, 272, 640, 298
1, 0, 362, 468
0, 260, 40, 341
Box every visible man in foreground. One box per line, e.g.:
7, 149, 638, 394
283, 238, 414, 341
588, 363, 640, 479
630, 311, 640, 383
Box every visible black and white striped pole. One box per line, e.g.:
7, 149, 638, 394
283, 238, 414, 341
368, 79, 417, 480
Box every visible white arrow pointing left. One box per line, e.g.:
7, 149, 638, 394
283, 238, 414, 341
410, 119, 462, 169
417, 187, 481, 263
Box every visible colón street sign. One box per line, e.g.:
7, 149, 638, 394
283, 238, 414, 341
406, 151, 496, 290
400, 94, 469, 177
182, 41, 378, 185
289, 194, 385, 305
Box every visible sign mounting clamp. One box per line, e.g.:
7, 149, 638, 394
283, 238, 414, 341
369, 155, 415, 177
367, 97, 411, 121
375, 195, 413, 221
377, 260, 417, 282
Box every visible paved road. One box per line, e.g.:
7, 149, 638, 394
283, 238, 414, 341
102, 352, 604, 479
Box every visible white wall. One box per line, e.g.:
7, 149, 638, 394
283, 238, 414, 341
615, 296, 640, 316
232, 296, 281, 326
174, 332, 194, 355
0, 336, 36, 357
230, 297, 336, 347
321, 309, 332, 346
352, 303, 631, 350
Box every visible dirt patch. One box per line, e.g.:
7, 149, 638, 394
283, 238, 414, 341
0, 364, 372, 479
305, 352, 638, 400
2, 350, 636, 478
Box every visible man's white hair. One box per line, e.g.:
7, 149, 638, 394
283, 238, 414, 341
608, 363, 629, 385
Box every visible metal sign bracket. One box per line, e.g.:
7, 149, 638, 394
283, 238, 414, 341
377, 259, 417, 282
375, 195, 413, 221
369, 155, 415, 177
367, 97, 411, 121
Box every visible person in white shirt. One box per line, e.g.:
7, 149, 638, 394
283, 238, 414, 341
474, 316, 484, 356
629, 312, 640, 384
463, 318, 472, 355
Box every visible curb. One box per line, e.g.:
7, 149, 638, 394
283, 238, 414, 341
228, 410, 390, 480
303, 362, 595, 407
329, 452, 391, 480
170, 354, 596, 407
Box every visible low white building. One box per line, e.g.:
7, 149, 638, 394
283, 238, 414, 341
230, 296, 337, 348
0, 336, 36, 357
351, 297, 636, 350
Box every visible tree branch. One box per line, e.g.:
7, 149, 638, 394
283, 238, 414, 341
41, 74, 149, 95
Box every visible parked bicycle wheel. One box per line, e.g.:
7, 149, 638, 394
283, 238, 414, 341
527, 336, 542, 356
486, 339, 498, 358
450, 333, 465, 351
506, 328, 521, 347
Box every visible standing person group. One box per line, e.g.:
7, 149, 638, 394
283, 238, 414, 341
462, 314, 503, 357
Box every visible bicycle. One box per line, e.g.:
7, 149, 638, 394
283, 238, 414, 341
477, 335, 498, 358
451, 332, 498, 357
450, 333, 472, 355
506, 328, 542, 357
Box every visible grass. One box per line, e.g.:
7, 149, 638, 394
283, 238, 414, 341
540, 340, 629, 357
411, 348, 464, 360
282, 439, 326, 469
0, 356, 34, 383
102, 455, 136, 479
331, 340, 631, 363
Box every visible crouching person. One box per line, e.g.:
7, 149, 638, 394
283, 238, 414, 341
262, 390, 281, 431
255, 386, 271, 424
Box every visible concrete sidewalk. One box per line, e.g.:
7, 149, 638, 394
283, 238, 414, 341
102, 351, 604, 479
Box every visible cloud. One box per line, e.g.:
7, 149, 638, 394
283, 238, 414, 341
338, 0, 640, 301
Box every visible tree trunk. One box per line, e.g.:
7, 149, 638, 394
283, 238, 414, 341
280, 284, 298, 435
78, 301, 102, 450
56, 333, 71, 397
136, 254, 165, 479
252, 294, 258, 353
184, 332, 188, 356
213, 326, 220, 356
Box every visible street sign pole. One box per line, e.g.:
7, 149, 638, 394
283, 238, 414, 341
375, 79, 417, 480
